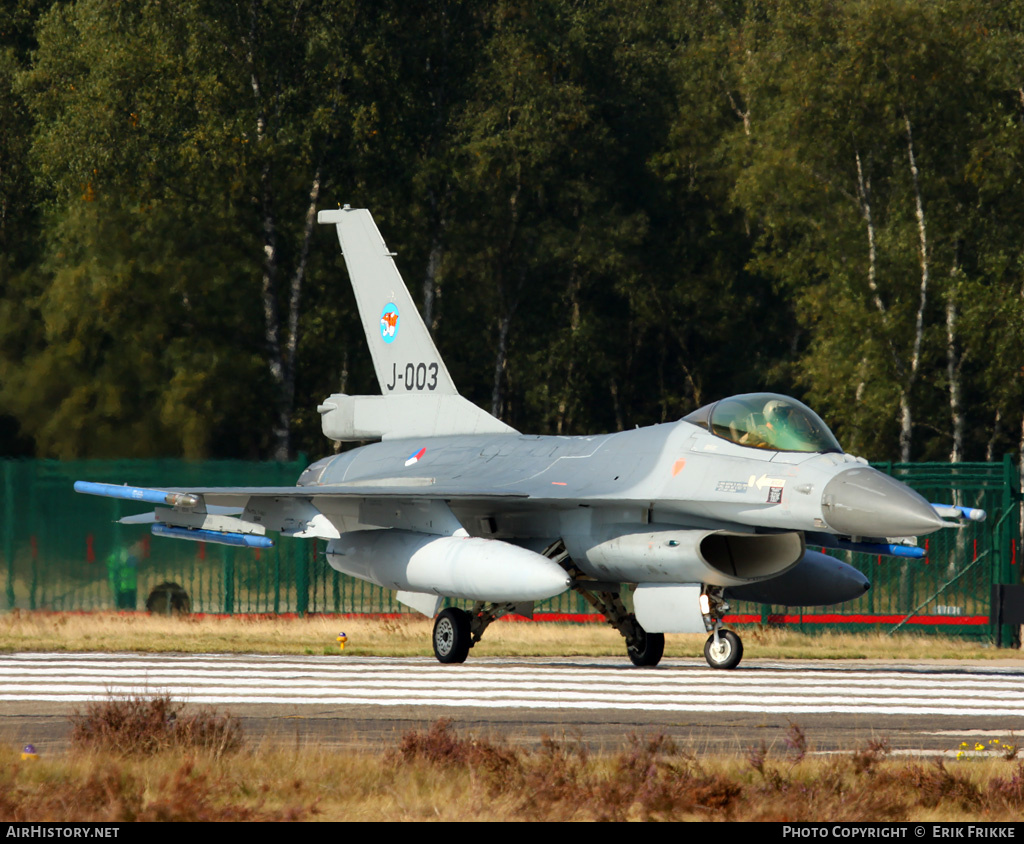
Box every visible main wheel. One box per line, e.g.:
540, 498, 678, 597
627, 627, 665, 667
703, 629, 743, 670
432, 608, 472, 664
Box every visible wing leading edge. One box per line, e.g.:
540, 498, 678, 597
74, 480, 529, 505
74, 480, 530, 548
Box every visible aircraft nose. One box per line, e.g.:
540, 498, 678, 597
821, 467, 945, 537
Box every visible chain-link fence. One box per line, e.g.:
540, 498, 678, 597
1, 457, 1019, 640
730, 458, 1021, 642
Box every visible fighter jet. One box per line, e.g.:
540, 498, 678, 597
76, 207, 985, 669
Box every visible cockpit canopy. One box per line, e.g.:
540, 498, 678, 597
683, 393, 843, 454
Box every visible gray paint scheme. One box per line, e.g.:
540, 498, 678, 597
75, 208, 968, 662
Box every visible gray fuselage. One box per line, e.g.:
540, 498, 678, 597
297, 418, 939, 586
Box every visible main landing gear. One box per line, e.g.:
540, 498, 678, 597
431, 600, 532, 664
565, 556, 745, 669
429, 542, 745, 670
577, 581, 665, 668
558, 549, 667, 668
627, 626, 665, 667
432, 607, 472, 663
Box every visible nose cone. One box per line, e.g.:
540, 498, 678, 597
821, 467, 945, 537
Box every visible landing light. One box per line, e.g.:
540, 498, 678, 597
699, 593, 710, 615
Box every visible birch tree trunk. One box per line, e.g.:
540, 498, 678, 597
555, 264, 581, 435
421, 224, 444, 333
247, 6, 321, 461
489, 153, 523, 421
901, 115, 931, 463
985, 409, 1002, 462
945, 287, 963, 463
248, 49, 291, 460
856, 149, 914, 449
491, 308, 515, 418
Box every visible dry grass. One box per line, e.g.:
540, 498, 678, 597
0, 609, 1018, 661
70, 695, 243, 758
5, 713, 1024, 821
4, 613, 1017, 820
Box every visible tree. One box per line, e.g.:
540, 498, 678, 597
0, 0, 51, 455
730, 0, 1024, 460
12, 0, 353, 457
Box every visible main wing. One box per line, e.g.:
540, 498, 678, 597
74, 480, 529, 547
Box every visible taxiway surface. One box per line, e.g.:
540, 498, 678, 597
2, 653, 1022, 756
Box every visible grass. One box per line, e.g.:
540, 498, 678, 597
0, 609, 1019, 661
4, 706, 1024, 821
2, 616, 1022, 821
70, 695, 243, 758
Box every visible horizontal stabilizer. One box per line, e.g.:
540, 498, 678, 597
318, 393, 516, 441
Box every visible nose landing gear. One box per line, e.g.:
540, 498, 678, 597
702, 588, 743, 669
703, 628, 743, 669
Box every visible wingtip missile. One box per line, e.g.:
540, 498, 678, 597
74, 481, 199, 509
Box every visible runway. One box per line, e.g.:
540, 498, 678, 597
2, 653, 1023, 755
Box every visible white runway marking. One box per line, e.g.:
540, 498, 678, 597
2, 653, 1023, 717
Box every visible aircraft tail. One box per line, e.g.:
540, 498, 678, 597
319, 207, 458, 396
318, 206, 516, 439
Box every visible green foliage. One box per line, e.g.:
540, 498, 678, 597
729, 0, 1024, 459
0, 0, 1022, 459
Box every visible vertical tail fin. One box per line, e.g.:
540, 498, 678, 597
318, 207, 458, 397
318, 206, 518, 439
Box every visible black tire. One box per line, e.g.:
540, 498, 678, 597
145, 582, 191, 615
703, 629, 743, 670
627, 627, 665, 667
432, 608, 472, 664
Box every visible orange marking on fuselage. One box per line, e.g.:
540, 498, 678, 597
671, 458, 686, 477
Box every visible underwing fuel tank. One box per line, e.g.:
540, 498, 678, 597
325, 530, 571, 602
563, 525, 804, 586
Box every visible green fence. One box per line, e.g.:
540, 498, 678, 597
1, 457, 1020, 640
731, 458, 1021, 642
0, 458, 592, 617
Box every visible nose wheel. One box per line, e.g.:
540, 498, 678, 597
703, 629, 743, 670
